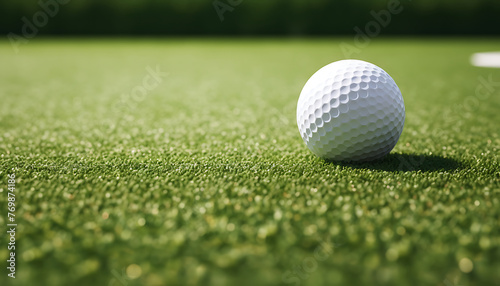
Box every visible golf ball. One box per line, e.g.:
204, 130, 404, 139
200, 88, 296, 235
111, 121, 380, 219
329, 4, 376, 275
296, 59, 405, 161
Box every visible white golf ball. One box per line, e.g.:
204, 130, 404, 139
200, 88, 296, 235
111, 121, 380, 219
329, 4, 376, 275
296, 59, 405, 161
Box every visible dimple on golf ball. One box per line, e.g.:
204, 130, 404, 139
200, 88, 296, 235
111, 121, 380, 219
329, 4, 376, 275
296, 59, 405, 161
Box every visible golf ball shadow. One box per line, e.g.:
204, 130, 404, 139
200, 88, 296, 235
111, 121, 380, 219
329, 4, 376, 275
327, 153, 461, 172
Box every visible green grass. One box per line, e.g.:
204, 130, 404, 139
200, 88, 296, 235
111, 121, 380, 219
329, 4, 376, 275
0, 38, 499, 286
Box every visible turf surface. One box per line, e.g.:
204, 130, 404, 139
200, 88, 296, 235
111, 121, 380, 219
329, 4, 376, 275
0, 38, 499, 286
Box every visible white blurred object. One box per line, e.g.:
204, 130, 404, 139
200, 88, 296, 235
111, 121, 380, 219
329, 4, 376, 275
471, 52, 500, 68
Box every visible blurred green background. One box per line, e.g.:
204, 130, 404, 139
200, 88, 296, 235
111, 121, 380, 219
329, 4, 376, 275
1, 0, 500, 36
1, 1, 500, 286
